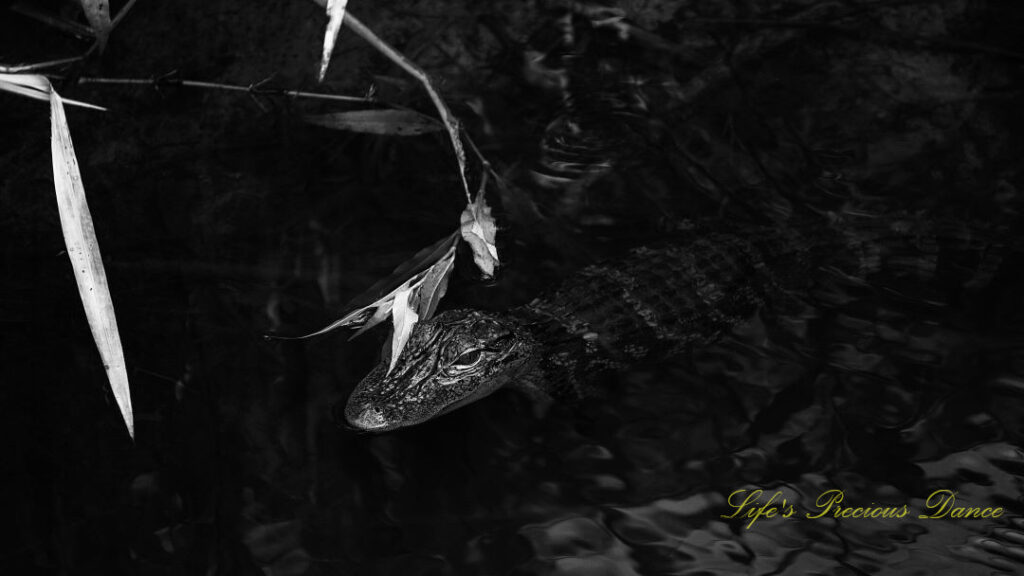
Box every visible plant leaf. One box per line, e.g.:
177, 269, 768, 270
318, 0, 349, 82
271, 232, 458, 340
0, 73, 107, 111
412, 242, 455, 319
349, 299, 393, 339
50, 85, 133, 439
387, 286, 419, 374
349, 232, 459, 310
304, 109, 444, 136
460, 178, 499, 278
78, 0, 112, 52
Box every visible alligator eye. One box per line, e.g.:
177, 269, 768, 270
452, 349, 485, 368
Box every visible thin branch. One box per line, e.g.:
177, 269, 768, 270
77, 75, 374, 103
111, 0, 142, 30
340, 12, 473, 202
461, 130, 494, 177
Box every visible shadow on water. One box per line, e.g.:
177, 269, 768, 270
3, 0, 1024, 574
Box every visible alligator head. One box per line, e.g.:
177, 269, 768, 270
342, 309, 536, 432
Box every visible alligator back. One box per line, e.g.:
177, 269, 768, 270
520, 227, 808, 352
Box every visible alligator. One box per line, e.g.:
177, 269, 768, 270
340, 218, 1006, 431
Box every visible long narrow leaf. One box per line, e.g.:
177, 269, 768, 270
387, 286, 418, 374
270, 232, 458, 341
50, 87, 133, 439
412, 242, 455, 319
318, 0, 350, 82
78, 0, 112, 52
0, 73, 107, 111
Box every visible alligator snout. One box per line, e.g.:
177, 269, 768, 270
344, 400, 389, 431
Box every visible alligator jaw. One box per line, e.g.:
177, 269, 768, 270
347, 405, 388, 431
343, 368, 516, 432
338, 310, 541, 432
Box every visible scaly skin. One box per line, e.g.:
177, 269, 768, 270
341, 224, 843, 431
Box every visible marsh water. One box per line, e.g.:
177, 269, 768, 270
3, 1, 1024, 574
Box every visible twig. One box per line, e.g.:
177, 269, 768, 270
111, 0, 142, 31
461, 130, 494, 177
77, 75, 374, 103
338, 10, 473, 202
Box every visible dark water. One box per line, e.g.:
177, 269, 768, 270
3, 1, 1024, 574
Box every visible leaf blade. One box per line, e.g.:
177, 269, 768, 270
50, 86, 133, 439
318, 0, 350, 82
459, 178, 499, 278
269, 232, 458, 340
387, 286, 419, 375
0, 73, 107, 111
78, 0, 112, 52
412, 242, 456, 319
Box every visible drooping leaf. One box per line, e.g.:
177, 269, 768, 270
349, 299, 392, 339
318, 0, 349, 82
272, 232, 458, 340
349, 239, 455, 339
350, 232, 459, 309
460, 176, 499, 278
0, 73, 106, 111
387, 286, 419, 374
50, 85, 133, 439
412, 242, 455, 319
304, 109, 444, 136
78, 0, 112, 52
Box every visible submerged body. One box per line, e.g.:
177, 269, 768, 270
341, 220, 976, 432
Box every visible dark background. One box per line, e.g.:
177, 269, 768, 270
2, 0, 1024, 574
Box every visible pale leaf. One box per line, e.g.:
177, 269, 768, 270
304, 109, 443, 136
350, 299, 393, 339
387, 286, 419, 375
318, 0, 349, 82
0, 73, 107, 111
50, 86, 134, 439
412, 242, 455, 319
459, 180, 499, 278
78, 0, 112, 52
270, 232, 458, 340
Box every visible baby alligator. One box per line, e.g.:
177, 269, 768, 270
340, 219, 1004, 431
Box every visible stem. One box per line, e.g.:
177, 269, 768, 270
342, 12, 472, 202
461, 130, 495, 178
111, 0, 142, 30
77, 76, 373, 103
